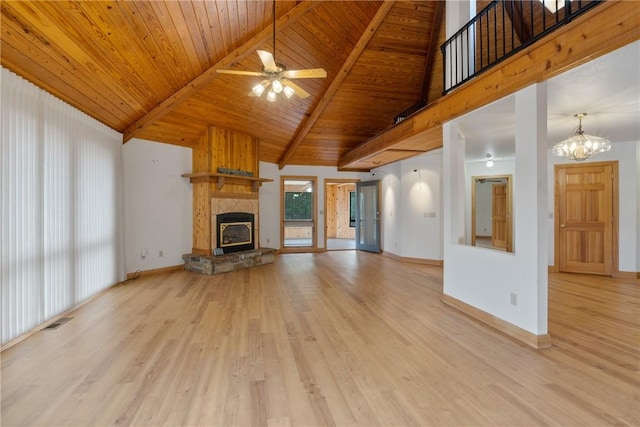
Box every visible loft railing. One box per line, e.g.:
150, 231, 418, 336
441, 0, 603, 94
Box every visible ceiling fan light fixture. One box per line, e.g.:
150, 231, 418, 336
271, 79, 283, 94
552, 113, 611, 161
252, 81, 268, 97
216, 0, 325, 101
283, 85, 295, 99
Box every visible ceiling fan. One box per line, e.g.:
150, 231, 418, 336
216, 1, 327, 102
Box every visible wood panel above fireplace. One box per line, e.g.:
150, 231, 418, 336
186, 125, 268, 255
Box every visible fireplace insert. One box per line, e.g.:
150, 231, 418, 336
216, 212, 254, 254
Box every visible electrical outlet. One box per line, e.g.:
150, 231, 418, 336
267, 238, 270, 244
510, 292, 518, 306
159, 250, 163, 257
140, 248, 147, 259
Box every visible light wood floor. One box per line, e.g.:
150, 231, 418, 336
1, 252, 638, 426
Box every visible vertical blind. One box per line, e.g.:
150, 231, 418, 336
1, 68, 124, 346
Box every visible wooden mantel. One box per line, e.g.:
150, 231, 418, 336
190, 126, 267, 255
182, 172, 273, 192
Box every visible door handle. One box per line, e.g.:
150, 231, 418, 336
560, 224, 566, 228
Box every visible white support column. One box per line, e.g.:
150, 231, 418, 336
443, 84, 550, 347
515, 82, 549, 335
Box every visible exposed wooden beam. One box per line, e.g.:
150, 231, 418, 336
339, 1, 640, 170
277, 1, 396, 169
122, 1, 319, 143
421, 1, 444, 101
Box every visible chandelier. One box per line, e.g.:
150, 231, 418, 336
552, 113, 611, 161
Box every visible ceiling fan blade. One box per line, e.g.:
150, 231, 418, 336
283, 80, 310, 99
257, 50, 278, 71
216, 69, 264, 77
282, 68, 327, 79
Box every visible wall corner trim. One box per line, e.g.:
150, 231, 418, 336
383, 251, 444, 266
442, 294, 551, 349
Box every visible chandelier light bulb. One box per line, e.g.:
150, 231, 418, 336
271, 79, 283, 94
266, 90, 276, 102
252, 81, 267, 97
283, 85, 295, 99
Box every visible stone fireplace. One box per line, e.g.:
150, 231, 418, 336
182, 125, 275, 275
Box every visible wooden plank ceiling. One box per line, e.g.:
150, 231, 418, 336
1, 0, 444, 169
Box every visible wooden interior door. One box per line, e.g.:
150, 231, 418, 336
491, 183, 508, 249
556, 162, 616, 276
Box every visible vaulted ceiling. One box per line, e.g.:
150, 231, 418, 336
1, 1, 445, 169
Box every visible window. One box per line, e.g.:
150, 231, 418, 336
284, 191, 313, 220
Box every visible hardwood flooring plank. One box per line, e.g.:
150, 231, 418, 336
1, 252, 638, 426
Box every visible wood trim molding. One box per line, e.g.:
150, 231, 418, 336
442, 294, 552, 349
278, 247, 326, 254
383, 251, 443, 267
126, 264, 184, 280
616, 271, 640, 279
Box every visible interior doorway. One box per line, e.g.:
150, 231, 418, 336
324, 179, 358, 251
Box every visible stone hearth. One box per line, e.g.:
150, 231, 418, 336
183, 248, 276, 275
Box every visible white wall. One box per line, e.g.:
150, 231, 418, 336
444, 84, 549, 336
373, 152, 444, 260
375, 162, 402, 253
123, 139, 192, 273
637, 141, 640, 271
258, 162, 365, 249
547, 140, 640, 272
